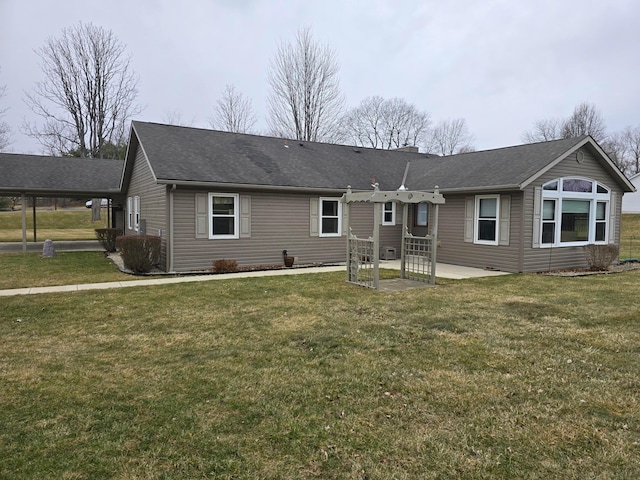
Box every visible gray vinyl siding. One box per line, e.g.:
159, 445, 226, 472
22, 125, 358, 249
171, 190, 406, 272
126, 147, 168, 268
349, 202, 403, 255
435, 193, 523, 272
521, 146, 624, 272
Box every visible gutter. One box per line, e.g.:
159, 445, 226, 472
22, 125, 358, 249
429, 184, 522, 194
156, 179, 351, 194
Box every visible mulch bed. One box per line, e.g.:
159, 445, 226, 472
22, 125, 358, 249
542, 261, 640, 277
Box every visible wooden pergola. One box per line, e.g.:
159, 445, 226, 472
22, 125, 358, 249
342, 184, 445, 289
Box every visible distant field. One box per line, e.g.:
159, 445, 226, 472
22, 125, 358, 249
0, 209, 108, 242
619, 213, 640, 259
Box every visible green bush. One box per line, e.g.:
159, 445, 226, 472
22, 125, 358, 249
213, 259, 239, 273
584, 244, 619, 271
95, 228, 123, 252
0, 197, 12, 211
115, 235, 161, 273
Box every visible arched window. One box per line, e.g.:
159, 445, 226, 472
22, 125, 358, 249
540, 177, 610, 246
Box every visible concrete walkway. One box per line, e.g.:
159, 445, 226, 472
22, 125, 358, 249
0, 259, 509, 297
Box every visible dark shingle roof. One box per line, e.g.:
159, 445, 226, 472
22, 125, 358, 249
132, 121, 425, 191
0, 153, 124, 195
408, 136, 590, 191
131, 121, 631, 193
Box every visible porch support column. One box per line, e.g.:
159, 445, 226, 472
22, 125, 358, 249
401, 203, 408, 279
344, 199, 351, 282
430, 188, 440, 285
21, 193, 27, 253
373, 202, 380, 289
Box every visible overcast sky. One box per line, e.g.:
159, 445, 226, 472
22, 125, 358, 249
1, 0, 639, 154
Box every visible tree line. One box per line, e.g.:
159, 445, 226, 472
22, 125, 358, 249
522, 102, 640, 177
212, 27, 474, 155
1, 23, 637, 174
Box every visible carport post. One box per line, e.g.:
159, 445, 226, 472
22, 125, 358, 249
21, 193, 27, 253
32, 197, 37, 242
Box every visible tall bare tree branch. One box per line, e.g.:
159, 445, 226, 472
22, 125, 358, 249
22, 22, 141, 158
521, 118, 562, 143
342, 96, 430, 150
561, 102, 607, 142
267, 27, 345, 143
426, 118, 475, 155
0, 70, 11, 151
522, 102, 606, 144
210, 84, 257, 134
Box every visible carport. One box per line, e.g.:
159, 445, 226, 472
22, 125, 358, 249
0, 153, 125, 252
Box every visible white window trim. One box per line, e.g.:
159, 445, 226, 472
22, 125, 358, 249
208, 193, 239, 240
474, 195, 500, 245
382, 201, 396, 226
540, 178, 610, 247
133, 196, 140, 232
127, 197, 133, 230
319, 197, 342, 237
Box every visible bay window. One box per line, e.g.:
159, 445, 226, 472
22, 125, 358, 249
539, 178, 610, 246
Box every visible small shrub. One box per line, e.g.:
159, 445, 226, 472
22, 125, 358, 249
116, 235, 161, 273
584, 244, 619, 271
213, 259, 239, 273
95, 228, 123, 252
0, 197, 11, 211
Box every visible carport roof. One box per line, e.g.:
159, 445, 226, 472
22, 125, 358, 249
0, 153, 124, 196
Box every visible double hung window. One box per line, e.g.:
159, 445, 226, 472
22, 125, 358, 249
475, 195, 499, 245
382, 201, 396, 225
319, 198, 342, 237
209, 193, 239, 239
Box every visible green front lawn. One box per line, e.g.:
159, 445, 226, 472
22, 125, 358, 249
0, 251, 131, 289
1, 271, 639, 479
0, 208, 105, 241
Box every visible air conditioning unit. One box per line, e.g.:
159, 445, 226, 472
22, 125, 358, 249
381, 247, 396, 260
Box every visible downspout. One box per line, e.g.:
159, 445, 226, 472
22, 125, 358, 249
169, 184, 176, 272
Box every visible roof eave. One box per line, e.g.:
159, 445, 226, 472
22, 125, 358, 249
157, 179, 351, 194
432, 184, 522, 194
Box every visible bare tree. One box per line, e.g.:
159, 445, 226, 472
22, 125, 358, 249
267, 27, 345, 142
623, 125, 640, 175
210, 84, 257, 134
426, 118, 475, 156
561, 102, 607, 143
521, 118, 562, 143
162, 110, 195, 127
342, 96, 430, 150
0, 71, 10, 151
523, 102, 607, 144
602, 131, 630, 174
22, 22, 141, 157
